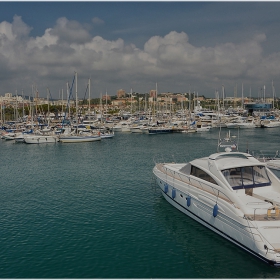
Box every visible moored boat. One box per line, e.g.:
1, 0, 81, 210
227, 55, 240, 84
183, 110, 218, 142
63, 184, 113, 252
24, 134, 59, 144
148, 126, 173, 134
153, 148, 280, 266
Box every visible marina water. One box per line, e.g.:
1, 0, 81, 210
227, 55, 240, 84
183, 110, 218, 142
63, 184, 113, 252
1, 128, 280, 278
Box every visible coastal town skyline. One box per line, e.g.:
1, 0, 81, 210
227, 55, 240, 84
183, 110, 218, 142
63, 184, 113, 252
0, 2, 280, 99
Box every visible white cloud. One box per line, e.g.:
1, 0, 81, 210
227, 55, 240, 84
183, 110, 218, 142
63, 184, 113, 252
92, 17, 104, 25
11, 15, 32, 39
27, 28, 58, 49
50, 17, 92, 44
0, 20, 15, 41
0, 16, 279, 97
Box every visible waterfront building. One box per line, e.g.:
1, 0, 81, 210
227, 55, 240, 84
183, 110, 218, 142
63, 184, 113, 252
117, 89, 126, 98
150, 90, 157, 98
244, 101, 272, 115
102, 95, 111, 101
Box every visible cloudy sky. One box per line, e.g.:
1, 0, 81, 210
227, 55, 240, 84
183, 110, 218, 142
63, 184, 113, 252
1, 1, 280, 99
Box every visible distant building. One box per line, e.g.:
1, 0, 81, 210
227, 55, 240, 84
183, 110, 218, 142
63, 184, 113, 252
1, 93, 24, 103
102, 95, 111, 101
112, 98, 126, 106
244, 101, 272, 114
117, 89, 126, 98
160, 96, 173, 103
150, 90, 157, 98
176, 94, 187, 102
193, 96, 205, 102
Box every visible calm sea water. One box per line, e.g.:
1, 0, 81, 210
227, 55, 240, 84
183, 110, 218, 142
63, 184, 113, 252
1, 128, 280, 278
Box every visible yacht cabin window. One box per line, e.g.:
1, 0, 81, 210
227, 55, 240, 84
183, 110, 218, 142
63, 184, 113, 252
190, 166, 218, 185
222, 165, 271, 190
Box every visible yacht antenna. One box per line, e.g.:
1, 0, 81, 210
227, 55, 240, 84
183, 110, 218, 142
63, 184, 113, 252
217, 125, 222, 152
237, 127, 240, 151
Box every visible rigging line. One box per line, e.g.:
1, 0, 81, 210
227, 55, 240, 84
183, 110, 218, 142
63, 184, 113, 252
83, 83, 89, 100
47, 88, 54, 105
82, 83, 89, 104
62, 73, 76, 124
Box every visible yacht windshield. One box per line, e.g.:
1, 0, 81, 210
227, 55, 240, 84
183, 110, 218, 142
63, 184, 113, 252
222, 165, 271, 190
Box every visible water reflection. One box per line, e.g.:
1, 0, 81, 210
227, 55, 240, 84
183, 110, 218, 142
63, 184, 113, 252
154, 195, 280, 278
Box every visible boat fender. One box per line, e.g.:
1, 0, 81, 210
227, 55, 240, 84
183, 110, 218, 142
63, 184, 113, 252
172, 189, 176, 199
164, 184, 168, 193
213, 204, 219, 217
187, 196, 191, 207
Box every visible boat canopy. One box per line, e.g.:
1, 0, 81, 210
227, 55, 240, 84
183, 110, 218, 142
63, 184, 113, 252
208, 152, 264, 170
179, 162, 219, 185
179, 163, 191, 175
221, 165, 271, 190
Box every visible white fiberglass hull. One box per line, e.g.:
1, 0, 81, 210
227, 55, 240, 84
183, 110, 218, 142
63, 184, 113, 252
130, 127, 143, 133
2, 133, 16, 140
59, 135, 101, 143
121, 127, 131, 133
153, 164, 280, 266
100, 133, 114, 139
262, 122, 280, 128
237, 123, 256, 128
24, 135, 59, 144
196, 127, 211, 132
113, 126, 122, 132
226, 123, 240, 129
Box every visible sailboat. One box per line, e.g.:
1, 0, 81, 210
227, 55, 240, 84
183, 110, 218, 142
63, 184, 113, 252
99, 91, 114, 139
59, 72, 101, 143
24, 88, 59, 144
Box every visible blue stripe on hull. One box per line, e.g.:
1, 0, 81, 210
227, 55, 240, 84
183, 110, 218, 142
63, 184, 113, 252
160, 188, 278, 266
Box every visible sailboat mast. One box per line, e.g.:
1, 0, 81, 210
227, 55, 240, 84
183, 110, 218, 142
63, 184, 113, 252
222, 85, 225, 110
61, 88, 63, 118
22, 89, 24, 119
15, 90, 18, 121
47, 88, 50, 127
272, 80, 275, 109
100, 92, 103, 125
106, 89, 108, 116
241, 83, 244, 109
66, 82, 70, 118
0, 96, 2, 125
88, 78, 91, 114
156, 83, 158, 119
130, 88, 132, 116
75, 72, 78, 123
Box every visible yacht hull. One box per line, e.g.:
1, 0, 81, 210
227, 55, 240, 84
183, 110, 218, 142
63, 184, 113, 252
24, 135, 59, 144
148, 128, 173, 134
153, 164, 280, 266
59, 135, 101, 143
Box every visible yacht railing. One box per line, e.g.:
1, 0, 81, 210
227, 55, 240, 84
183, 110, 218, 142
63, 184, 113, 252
244, 207, 280, 221
157, 163, 280, 222
156, 163, 238, 209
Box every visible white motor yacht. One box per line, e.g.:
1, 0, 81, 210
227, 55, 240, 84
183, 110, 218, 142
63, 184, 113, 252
261, 119, 280, 128
24, 134, 59, 144
153, 150, 280, 266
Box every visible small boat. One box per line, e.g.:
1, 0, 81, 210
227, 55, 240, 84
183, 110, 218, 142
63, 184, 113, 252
130, 125, 144, 133
237, 122, 256, 129
24, 134, 59, 144
153, 137, 280, 266
59, 130, 101, 143
121, 123, 131, 133
2, 129, 25, 140
196, 123, 211, 132
261, 120, 280, 128
148, 126, 173, 134
254, 150, 280, 178
100, 129, 114, 139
